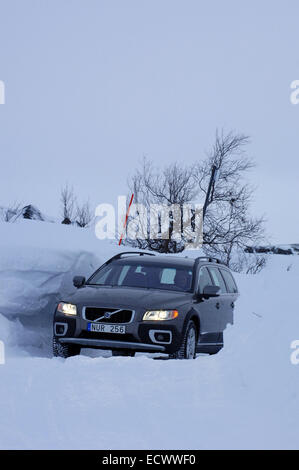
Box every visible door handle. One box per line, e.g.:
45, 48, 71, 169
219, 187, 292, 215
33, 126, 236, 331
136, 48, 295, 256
231, 302, 235, 309
216, 302, 220, 309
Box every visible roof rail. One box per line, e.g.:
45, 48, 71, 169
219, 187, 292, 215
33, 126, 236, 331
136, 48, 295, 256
195, 256, 224, 265
105, 251, 155, 265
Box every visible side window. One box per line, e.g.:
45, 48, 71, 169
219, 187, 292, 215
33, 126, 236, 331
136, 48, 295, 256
198, 267, 212, 294
90, 265, 113, 284
220, 269, 238, 293
208, 267, 228, 294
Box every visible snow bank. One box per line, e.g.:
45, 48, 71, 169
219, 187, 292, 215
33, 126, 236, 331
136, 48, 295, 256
0, 220, 298, 449
0, 220, 117, 355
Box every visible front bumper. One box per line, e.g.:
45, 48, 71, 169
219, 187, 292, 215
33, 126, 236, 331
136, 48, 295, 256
59, 337, 166, 353
54, 307, 184, 354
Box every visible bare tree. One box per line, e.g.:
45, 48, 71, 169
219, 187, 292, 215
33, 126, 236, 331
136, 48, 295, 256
126, 158, 198, 253
245, 254, 267, 274
76, 200, 93, 228
60, 184, 76, 224
1, 201, 22, 222
194, 130, 266, 271
125, 131, 266, 272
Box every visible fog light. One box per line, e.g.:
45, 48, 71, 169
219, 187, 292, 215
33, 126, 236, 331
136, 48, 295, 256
149, 330, 172, 344
157, 334, 165, 341
55, 322, 68, 336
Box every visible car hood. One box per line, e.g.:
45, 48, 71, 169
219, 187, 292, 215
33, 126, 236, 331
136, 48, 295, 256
66, 285, 193, 310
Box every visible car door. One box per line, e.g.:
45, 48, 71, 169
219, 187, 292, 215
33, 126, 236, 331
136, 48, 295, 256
193, 266, 220, 334
207, 266, 230, 332
219, 268, 238, 328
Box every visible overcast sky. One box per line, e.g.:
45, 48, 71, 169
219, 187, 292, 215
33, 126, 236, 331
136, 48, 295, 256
0, 0, 298, 243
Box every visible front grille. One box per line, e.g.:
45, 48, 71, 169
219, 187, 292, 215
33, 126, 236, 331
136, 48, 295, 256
84, 307, 133, 323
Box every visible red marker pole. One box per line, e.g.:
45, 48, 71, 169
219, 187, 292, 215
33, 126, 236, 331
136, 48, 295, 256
119, 193, 134, 246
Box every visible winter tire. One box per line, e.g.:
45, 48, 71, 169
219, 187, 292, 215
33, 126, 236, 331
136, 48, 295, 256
53, 337, 81, 358
170, 320, 197, 359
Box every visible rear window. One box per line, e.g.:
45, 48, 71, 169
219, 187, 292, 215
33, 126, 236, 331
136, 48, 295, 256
220, 269, 238, 293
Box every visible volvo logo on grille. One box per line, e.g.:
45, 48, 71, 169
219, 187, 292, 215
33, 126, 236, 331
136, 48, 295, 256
104, 312, 112, 319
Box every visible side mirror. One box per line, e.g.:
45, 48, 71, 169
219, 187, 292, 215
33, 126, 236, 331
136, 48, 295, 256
73, 276, 86, 288
202, 285, 220, 298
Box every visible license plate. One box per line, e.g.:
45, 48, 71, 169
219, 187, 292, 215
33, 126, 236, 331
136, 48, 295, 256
87, 323, 126, 334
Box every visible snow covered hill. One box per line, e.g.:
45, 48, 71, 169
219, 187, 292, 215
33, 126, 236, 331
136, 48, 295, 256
0, 220, 298, 449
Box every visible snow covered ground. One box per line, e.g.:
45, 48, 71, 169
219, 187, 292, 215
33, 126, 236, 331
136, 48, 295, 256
0, 220, 298, 449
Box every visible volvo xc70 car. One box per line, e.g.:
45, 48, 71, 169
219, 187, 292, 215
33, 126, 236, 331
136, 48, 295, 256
53, 251, 239, 359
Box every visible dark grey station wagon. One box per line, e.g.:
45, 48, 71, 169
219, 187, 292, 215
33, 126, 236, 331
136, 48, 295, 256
53, 251, 239, 359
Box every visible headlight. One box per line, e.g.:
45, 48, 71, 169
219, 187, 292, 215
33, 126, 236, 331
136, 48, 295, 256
142, 310, 179, 321
57, 302, 77, 316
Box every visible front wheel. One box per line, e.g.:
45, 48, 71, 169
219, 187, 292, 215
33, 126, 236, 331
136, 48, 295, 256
53, 337, 81, 358
170, 320, 197, 359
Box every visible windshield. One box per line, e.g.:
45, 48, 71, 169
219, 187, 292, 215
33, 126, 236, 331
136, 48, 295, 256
87, 261, 193, 292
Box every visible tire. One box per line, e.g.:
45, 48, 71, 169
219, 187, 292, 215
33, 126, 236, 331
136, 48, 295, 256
112, 349, 135, 357
170, 320, 197, 359
53, 337, 81, 358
